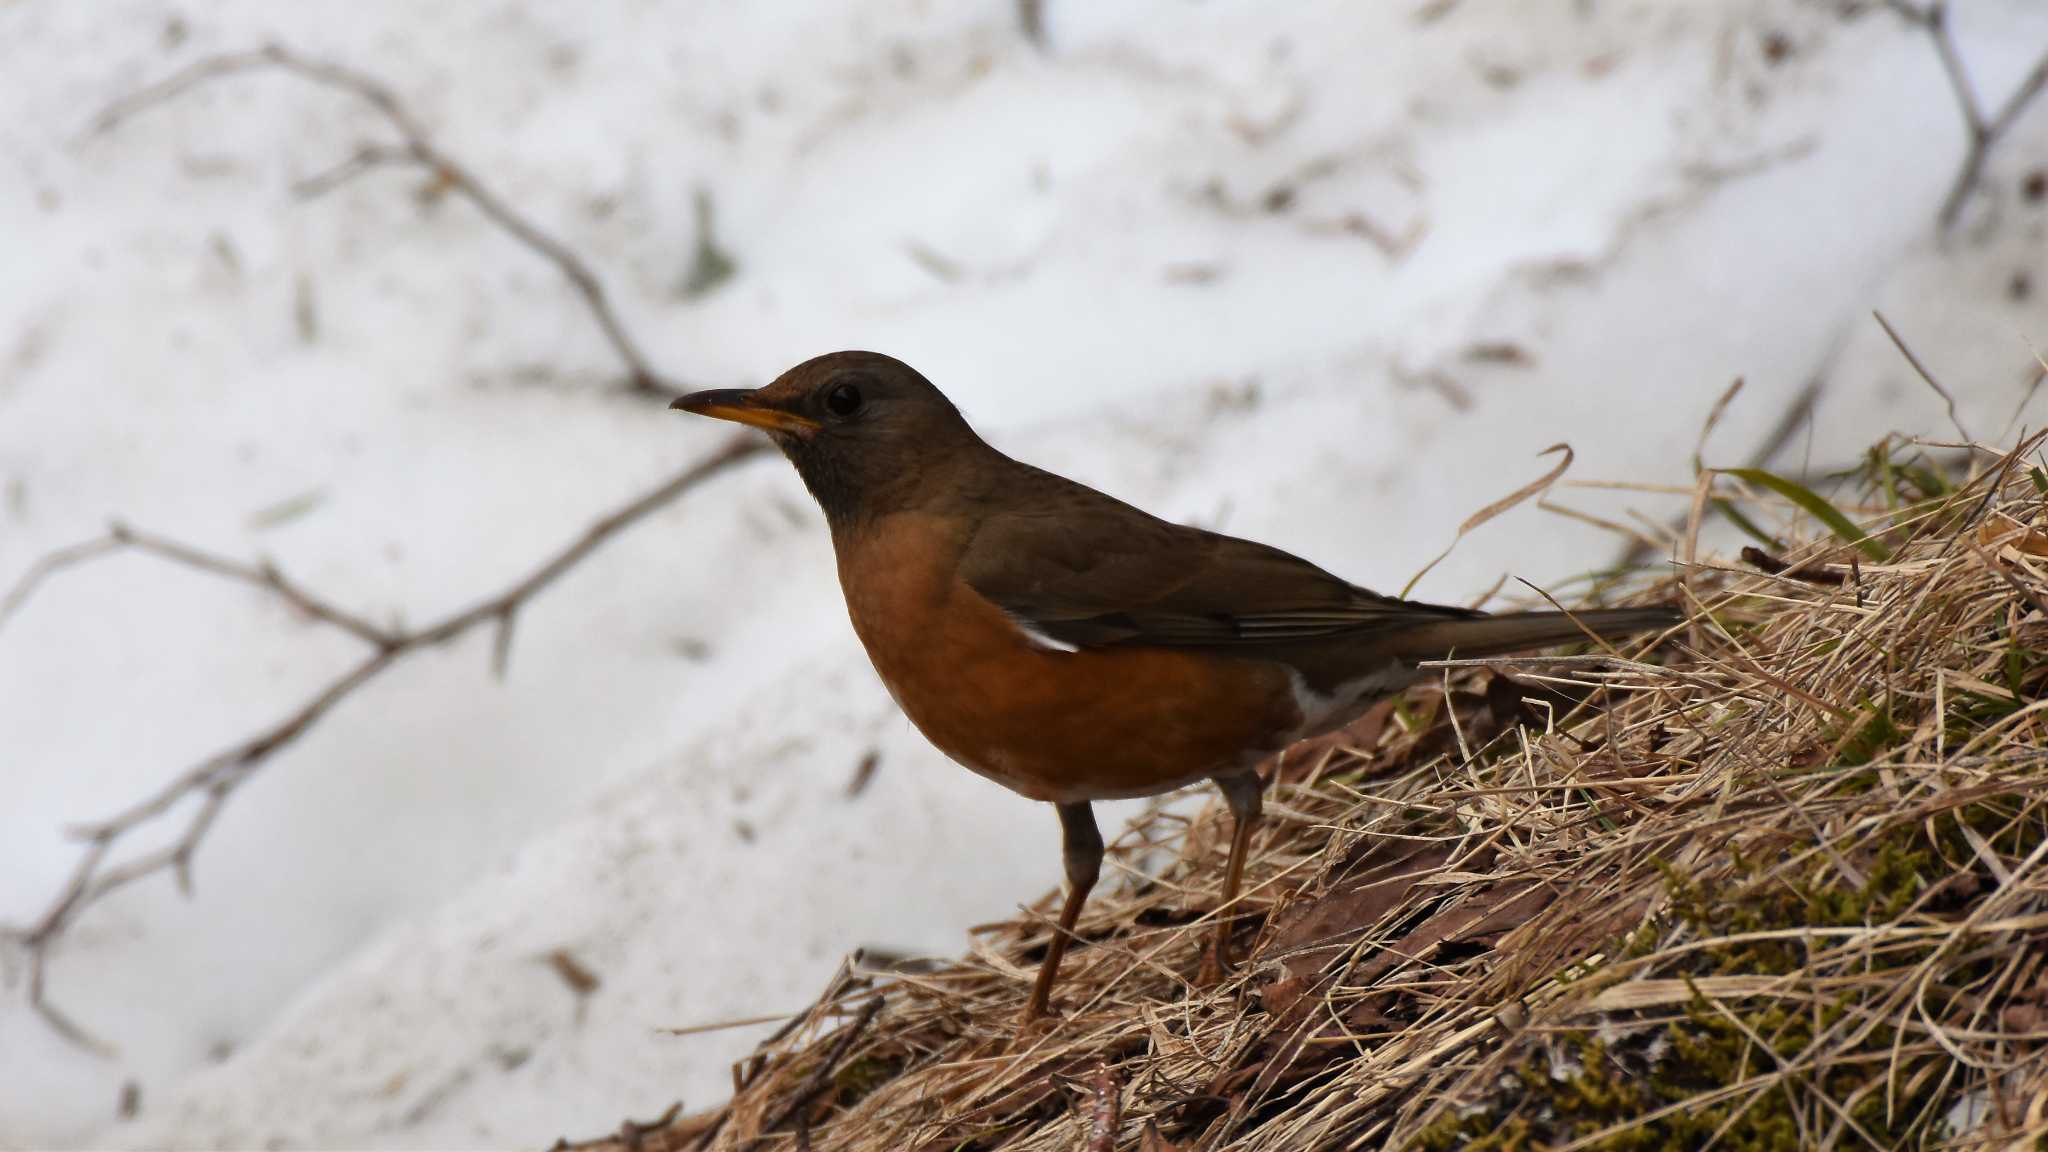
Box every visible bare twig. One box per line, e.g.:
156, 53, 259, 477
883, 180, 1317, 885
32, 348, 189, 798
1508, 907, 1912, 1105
4, 434, 764, 1049
1086, 1065, 1123, 1152
1885, 1, 2048, 231
90, 43, 676, 396
1874, 310, 1972, 442
1193, 156, 1427, 262
1, 521, 398, 647
2, 45, 772, 1049
1740, 545, 1847, 586
0, 536, 123, 635
290, 143, 416, 199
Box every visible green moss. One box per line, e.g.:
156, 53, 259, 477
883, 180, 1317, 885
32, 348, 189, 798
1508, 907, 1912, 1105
1421, 1002, 1922, 1150
833, 1054, 905, 1109
1818, 633, 2048, 770
1940, 638, 2048, 747
1831, 698, 1908, 768
1416, 1035, 1802, 1152
1420, 802, 2047, 1150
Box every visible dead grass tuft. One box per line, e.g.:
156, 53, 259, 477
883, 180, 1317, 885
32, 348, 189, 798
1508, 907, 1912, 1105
573, 432, 2048, 1152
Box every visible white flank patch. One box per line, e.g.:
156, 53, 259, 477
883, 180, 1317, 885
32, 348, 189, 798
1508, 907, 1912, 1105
1288, 663, 1419, 738
1287, 669, 1345, 733
1010, 616, 1080, 653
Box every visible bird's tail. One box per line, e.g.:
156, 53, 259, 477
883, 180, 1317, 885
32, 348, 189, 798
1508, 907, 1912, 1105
1387, 605, 1680, 662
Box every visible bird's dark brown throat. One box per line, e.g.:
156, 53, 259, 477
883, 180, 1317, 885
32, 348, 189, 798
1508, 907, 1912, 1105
673, 350, 1679, 1023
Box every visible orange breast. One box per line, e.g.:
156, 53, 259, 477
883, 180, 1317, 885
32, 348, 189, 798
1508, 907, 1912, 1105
836, 514, 1304, 803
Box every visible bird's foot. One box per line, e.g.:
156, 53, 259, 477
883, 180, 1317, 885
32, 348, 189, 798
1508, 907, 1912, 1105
1196, 924, 1239, 988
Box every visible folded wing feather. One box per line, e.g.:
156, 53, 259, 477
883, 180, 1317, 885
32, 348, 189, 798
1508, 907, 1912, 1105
956, 465, 1476, 656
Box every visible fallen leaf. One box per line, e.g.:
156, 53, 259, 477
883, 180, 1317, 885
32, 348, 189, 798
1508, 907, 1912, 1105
1259, 974, 1312, 1019
1979, 516, 2048, 559
2004, 1002, 2044, 1034
1263, 840, 1465, 995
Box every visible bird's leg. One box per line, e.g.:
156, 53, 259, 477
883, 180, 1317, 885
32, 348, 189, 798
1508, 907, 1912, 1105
1022, 800, 1102, 1023
1208, 770, 1265, 975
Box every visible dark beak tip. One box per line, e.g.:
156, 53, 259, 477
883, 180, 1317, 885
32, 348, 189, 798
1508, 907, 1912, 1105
668, 394, 696, 412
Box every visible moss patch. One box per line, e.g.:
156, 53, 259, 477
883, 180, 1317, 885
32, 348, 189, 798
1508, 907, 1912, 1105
1422, 802, 2043, 1151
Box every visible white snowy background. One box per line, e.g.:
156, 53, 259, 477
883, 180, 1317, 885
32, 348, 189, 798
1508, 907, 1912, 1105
3, 0, 2046, 1146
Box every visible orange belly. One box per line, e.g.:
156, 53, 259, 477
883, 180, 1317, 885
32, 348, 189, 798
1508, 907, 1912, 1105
837, 515, 1304, 803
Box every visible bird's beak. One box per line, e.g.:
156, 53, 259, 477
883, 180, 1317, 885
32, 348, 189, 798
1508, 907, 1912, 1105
668, 388, 820, 435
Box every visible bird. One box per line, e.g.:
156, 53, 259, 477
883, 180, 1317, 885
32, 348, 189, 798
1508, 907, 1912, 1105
672, 351, 1678, 1022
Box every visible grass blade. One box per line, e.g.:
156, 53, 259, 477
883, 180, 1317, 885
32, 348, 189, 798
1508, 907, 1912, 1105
1723, 467, 1891, 561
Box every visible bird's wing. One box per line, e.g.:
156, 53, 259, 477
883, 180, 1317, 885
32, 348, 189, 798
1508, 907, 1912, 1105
956, 466, 1476, 654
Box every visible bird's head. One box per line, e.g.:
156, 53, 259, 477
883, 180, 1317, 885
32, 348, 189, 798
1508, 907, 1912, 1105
671, 350, 985, 527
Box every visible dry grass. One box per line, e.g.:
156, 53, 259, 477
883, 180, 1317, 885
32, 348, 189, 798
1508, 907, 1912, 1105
570, 433, 2048, 1152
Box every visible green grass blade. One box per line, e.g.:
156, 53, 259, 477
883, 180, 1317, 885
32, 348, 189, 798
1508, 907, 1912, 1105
1723, 468, 1891, 561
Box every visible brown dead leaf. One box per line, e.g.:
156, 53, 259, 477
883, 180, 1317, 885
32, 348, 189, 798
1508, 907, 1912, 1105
1979, 516, 2048, 558
1265, 840, 1462, 980
1252, 841, 1467, 1028
2002, 1002, 2044, 1034
1347, 882, 1550, 990
1259, 974, 1313, 1019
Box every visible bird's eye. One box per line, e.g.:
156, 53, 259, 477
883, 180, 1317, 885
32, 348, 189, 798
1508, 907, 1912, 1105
825, 382, 864, 417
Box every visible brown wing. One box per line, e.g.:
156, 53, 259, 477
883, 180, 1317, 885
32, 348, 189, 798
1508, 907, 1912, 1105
956, 464, 1477, 655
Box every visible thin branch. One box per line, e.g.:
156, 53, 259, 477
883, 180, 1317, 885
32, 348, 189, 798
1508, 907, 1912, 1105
5, 434, 764, 1050
1873, 310, 1973, 443
85, 49, 280, 136
4, 44, 769, 1049
1923, 3, 1984, 138
89, 43, 676, 395
290, 143, 417, 200
1886, 1, 2048, 231
1086, 1065, 1124, 1152
0, 521, 401, 648
0, 536, 123, 634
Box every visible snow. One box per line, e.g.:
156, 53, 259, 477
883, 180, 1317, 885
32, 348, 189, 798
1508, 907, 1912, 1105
2, 0, 2046, 1146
